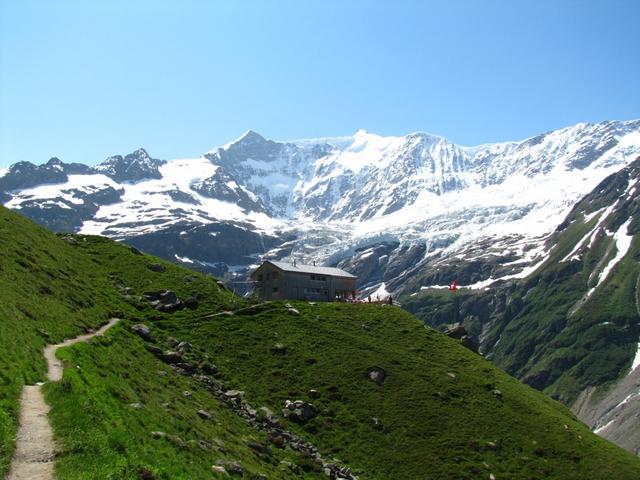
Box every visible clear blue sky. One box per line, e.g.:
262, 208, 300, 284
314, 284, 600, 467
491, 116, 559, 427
1, 0, 638, 167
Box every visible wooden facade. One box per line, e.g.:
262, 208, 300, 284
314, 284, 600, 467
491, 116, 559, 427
250, 260, 357, 301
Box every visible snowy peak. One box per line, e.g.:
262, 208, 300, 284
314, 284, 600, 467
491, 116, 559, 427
95, 148, 165, 183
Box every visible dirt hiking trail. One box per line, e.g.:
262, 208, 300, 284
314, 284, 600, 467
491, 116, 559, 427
6, 318, 120, 480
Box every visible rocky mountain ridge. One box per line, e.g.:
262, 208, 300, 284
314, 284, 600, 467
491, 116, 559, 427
2, 120, 639, 290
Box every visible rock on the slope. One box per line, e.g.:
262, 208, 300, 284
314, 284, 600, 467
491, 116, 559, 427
131, 323, 154, 342
283, 400, 316, 423
367, 367, 387, 385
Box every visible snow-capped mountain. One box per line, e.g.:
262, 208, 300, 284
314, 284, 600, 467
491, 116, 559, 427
2, 120, 640, 286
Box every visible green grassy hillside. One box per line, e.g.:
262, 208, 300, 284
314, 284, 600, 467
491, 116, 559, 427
2, 205, 640, 479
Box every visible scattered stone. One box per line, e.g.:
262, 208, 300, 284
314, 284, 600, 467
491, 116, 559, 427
271, 343, 287, 354
287, 307, 300, 315
211, 465, 228, 475
145, 290, 184, 312
166, 337, 179, 348
151, 431, 167, 439
176, 362, 196, 374
138, 467, 157, 480
371, 417, 383, 431
183, 391, 192, 397
161, 351, 182, 364
309, 389, 320, 399
447, 372, 456, 379
444, 323, 467, 339
197, 439, 212, 450
128, 402, 144, 409
490, 474, 496, 480
147, 263, 166, 273
201, 363, 219, 375
184, 296, 199, 309
460, 335, 476, 351
268, 432, 286, 448
215, 460, 244, 476
285, 303, 293, 308
197, 409, 213, 420
225, 390, 244, 399
492, 389, 503, 399
157, 370, 167, 377
367, 367, 387, 385
168, 435, 186, 448
283, 400, 317, 423
145, 344, 163, 356
131, 323, 154, 342
247, 440, 273, 457
177, 341, 192, 353
257, 406, 277, 424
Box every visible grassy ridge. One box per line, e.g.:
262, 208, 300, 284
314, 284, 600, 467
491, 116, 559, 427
0, 207, 128, 475
2, 205, 640, 478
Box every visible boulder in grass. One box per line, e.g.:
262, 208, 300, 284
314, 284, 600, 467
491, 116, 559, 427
367, 367, 386, 385
197, 409, 213, 420
161, 351, 182, 364
211, 465, 227, 475
283, 400, 316, 423
145, 344, 163, 356
131, 323, 154, 342
215, 460, 243, 476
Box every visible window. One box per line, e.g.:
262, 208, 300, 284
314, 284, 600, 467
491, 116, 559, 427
273, 286, 279, 292
272, 271, 279, 280
258, 274, 263, 281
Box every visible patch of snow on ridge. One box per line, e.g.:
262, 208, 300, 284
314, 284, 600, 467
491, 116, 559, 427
594, 218, 633, 289
370, 282, 391, 300
174, 254, 194, 264
594, 418, 616, 434
630, 342, 640, 373
328, 130, 406, 175
4, 174, 119, 209
0, 167, 7, 178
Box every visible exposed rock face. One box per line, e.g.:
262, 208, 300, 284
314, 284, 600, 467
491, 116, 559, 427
191, 166, 268, 213
94, 148, 165, 183
572, 367, 640, 455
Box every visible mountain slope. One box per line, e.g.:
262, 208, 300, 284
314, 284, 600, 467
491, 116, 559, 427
2, 206, 640, 478
403, 157, 640, 454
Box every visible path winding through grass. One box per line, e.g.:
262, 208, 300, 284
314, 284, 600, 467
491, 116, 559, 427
6, 318, 120, 480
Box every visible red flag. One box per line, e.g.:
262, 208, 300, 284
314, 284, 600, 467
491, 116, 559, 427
448, 280, 457, 291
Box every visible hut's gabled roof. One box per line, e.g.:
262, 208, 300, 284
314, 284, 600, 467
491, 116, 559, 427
257, 260, 356, 279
